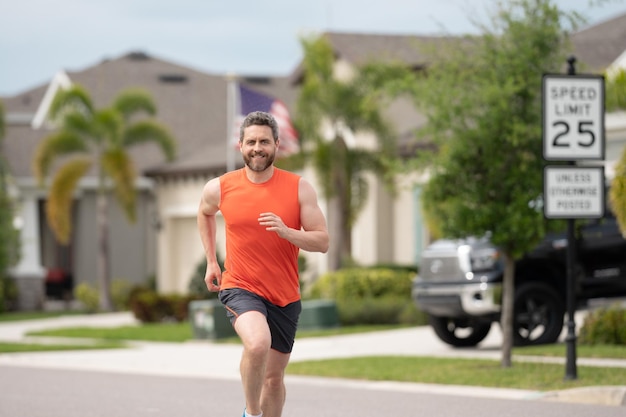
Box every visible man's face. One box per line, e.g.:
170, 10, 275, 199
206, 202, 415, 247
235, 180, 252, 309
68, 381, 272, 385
240, 125, 278, 172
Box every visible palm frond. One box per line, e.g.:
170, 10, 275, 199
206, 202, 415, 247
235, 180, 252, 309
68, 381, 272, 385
49, 85, 94, 121
311, 141, 335, 200
32, 131, 89, 184
349, 148, 397, 195
349, 175, 369, 226
113, 88, 157, 120
62, 112, 97, 138
45, 157, 92, 244
296, 36, 336, 144
274, 149, 308, 171
122, 121, 177, 160
101, 149, 136, 222
94, 108, 123, 146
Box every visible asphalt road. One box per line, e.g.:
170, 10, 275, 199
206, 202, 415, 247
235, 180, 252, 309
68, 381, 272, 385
1, 366, 624, 417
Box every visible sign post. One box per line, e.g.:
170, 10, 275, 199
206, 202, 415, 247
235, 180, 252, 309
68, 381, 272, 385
542, 56, 605, 381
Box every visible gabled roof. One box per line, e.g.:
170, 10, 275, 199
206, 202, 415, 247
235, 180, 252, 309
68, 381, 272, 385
316, 12, 626, 77
325, 32, 461, 68
288, 31, 468, 84
570, 12, 626, 73
31, 71, 72, 129
3, 51, 296, 179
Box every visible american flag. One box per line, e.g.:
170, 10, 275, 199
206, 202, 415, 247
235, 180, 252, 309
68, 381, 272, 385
232, 83, 300, 158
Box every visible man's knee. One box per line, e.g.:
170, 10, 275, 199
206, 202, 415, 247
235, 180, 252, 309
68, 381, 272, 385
245, 337, 271, 358
264, 370, 285, 390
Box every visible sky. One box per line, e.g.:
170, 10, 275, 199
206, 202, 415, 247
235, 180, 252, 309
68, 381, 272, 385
1, 0, 625, 97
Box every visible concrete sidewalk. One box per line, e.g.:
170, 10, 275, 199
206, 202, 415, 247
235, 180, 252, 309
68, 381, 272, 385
0, 312, 624, 406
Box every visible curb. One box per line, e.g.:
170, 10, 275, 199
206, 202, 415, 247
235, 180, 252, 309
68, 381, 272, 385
541, 386, 626, 407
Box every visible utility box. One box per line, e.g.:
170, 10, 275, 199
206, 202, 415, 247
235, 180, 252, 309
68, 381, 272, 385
189, 299, 237, 340
299, 299, 339, 330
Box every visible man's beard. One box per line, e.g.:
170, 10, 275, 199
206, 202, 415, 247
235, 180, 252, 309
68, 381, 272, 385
244, 151, 275, 172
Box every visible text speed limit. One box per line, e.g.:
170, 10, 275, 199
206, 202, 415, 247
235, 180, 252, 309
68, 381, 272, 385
542, 74, 605, 161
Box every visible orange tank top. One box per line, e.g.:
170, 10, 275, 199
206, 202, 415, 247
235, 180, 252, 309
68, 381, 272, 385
219, 168, 301, 306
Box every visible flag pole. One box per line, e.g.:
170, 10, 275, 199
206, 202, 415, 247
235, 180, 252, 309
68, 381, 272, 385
226, 74, 237, 172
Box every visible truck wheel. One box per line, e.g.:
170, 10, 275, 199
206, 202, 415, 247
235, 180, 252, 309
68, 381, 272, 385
513, 282, 564, 346
428, 315, 492, 347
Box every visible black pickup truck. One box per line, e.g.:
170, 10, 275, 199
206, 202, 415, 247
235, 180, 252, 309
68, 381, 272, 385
411, 211, 626, 347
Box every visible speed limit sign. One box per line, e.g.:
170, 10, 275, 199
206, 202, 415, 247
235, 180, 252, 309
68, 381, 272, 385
542, 74, 605, 160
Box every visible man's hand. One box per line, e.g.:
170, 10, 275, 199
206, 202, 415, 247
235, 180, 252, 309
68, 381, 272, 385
258, 212, 289, 238
204, 264, 222, 292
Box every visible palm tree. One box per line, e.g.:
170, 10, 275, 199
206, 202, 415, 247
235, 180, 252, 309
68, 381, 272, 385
295, 36, 401, 270
33, 85, 176, 311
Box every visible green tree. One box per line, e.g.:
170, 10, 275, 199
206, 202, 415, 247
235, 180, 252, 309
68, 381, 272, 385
0, 100, 21, 311
607, 68, 626, 232
294, 35, 400, 270
605, 68, 626, 112
405, 0, 580, 367
33, 85, 176, 311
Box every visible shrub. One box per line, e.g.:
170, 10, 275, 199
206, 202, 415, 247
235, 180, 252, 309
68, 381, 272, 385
579, 304, 626, 345
307, 267, 427, 326
74, 280, 135, 313
164, 293, 195, 322
74, 282, 100, 313
338, 296, 427, 326
111, 279, 133, 310
128, 289, 162, 322
309, 268, 414, 300
0, 276, 18, 313
128, 287, 197, 323
371, 263, 418, 274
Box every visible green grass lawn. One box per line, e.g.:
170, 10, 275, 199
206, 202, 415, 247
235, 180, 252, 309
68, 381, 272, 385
514, 342, 626, 359
23, 323, 409, 344
25, 322, 194, 343
0, 340, 126, 353
286, 356, 626, 391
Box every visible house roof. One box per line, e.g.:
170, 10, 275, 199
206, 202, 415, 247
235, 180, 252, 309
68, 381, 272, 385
2, 51, 297, 179
570, 12, 626, 73
318, 13, 626, 75
326, 32, 461, 68
3, 12, 625, 180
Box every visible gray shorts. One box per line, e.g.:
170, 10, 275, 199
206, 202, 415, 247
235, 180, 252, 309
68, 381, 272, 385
218, 288, 302, 353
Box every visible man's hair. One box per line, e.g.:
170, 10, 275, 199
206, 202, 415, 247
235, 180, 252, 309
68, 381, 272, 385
239, 111, 279, 142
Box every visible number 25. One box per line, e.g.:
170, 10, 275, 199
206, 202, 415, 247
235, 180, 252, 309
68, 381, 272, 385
553, 121, 595, 147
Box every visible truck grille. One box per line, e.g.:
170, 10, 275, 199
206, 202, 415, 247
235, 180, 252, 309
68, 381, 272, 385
420, 253, 463, 281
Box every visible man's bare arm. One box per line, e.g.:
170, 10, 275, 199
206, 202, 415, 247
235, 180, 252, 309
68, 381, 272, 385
258, 178, 329, 253
197, 178, 222, 291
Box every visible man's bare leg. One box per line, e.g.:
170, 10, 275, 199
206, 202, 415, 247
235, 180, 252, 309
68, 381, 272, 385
234, 311, 271, 416
260, 349, 290, 417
